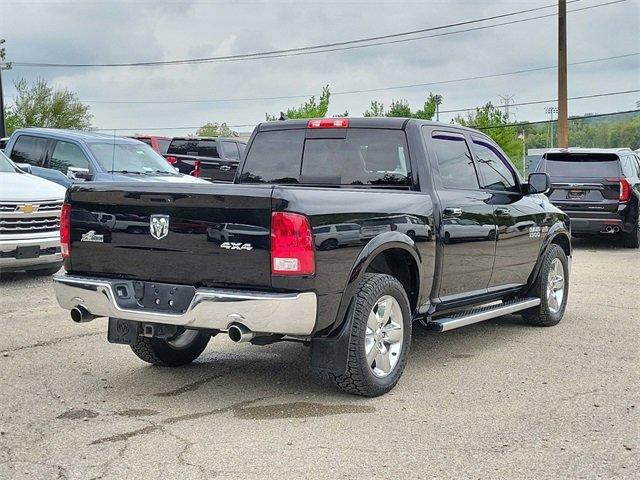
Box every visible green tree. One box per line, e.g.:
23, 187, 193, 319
266, 85, 331, 120
196, 122, 237, 137
363, 92, 441, 120
454, 102, 524, 172
0, 38, 6, 61
5, 78, 92, 135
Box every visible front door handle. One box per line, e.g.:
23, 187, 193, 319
220, 165, 232, 171
494, 208, 510, 216
443, 207, 462, 217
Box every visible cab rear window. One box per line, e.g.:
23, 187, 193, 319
240, 128, 410, 187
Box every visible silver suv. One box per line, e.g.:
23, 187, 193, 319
0, 151, 66, 275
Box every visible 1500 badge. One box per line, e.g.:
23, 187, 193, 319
220, 242, 253, 251
529, 226, 548, 238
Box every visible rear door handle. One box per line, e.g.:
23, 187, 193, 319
443, 207, 462, 217
494, 208, 510, 216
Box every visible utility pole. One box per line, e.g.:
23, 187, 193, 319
557, 0, 569, 148
0, 38, 10, 139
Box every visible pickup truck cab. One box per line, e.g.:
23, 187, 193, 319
53, 118, 571, 396
164, 136, 247, 182
4, 128, 205, 188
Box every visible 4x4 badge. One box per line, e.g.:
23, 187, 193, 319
150, 215, 170, 240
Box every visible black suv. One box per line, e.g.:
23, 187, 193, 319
164, 137, 247, 182
536, 148, 640, 248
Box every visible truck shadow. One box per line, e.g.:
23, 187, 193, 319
570, 236, 629, 251
105, 313, 537, 404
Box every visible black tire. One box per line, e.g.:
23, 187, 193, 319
623, 221, 639, 248
320, 239, 339, 250
522, 244, 569, 327
329, 273, 411, 397
130, 330, 211, 367
31, 264, 62, 276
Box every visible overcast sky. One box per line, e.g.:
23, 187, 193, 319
2, 0, 639, 135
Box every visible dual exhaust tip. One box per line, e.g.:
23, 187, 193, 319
603, 225, 620, 234
70, 308, 257, 343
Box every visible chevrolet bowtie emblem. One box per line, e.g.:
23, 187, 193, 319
17, 204, 39, 214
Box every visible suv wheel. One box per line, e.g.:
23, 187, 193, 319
130, 329, 210, 366
522, 244, 569, 326
623, 221, 639, 248
329, 273, 411, 397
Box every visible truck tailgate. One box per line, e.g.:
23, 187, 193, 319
67, 183, 273, 288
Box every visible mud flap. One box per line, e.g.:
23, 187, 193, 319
107, 318, 139, 345
310, 302, 354, 375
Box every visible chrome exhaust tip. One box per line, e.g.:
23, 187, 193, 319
612, 226, 620, 233
227, 324, 255, 343
70, 306, 96, 323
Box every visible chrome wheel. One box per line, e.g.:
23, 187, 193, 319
365, 295, 404, 378
546, 258, 565, 314
167, 329, 201, 349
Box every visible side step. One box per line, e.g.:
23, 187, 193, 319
423, 298, 541, 332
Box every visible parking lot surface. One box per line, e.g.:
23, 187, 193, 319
0, 239, 638, 479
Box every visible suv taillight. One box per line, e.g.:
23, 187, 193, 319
60, 203, 71, 258
271, 212, 315, 276
606, 178, 632, 202
165, 155, 177, 165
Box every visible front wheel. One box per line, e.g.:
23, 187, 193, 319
522, 244, 569, 326
329, 273, 411, 397
130, 329, 211, 366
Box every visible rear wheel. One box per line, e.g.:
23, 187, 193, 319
623, 221, 639, 248
522, 244, 569, 326
329, 273, 411, 397
130, 329, 210, 366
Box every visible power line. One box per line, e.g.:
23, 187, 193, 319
17, 52, 635, 105
11, 0, 624, 68
92, 89, 640, 132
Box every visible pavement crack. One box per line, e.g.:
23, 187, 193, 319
90, 425, 162, 445
4, 332, 102, 353
154, 371, 230, 397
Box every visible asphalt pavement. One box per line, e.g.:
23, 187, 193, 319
0, 237, 638, 479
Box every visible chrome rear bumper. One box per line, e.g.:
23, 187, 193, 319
53, 273, 317, 336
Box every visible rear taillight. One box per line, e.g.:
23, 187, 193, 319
307, 118, 349, 129
606, 178, 632, 202
165, 155, 177, 165
271, 212, 315, 276
60, 203, 71, 258
191, 160, 200, 177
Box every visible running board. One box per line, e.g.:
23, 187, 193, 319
423, 298, 541, 332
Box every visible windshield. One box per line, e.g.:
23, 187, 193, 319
88, 142, 177, 174
0, 151, 17, 173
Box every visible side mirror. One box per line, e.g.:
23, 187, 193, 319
526, 172, 550, 195
15, 163, 33, 174
67, 167, 93, 181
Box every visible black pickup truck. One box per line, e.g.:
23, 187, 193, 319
163, 137, 246, 182
53, 118, 571, 397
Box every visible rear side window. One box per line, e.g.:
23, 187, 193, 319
472, 140, 518, 192
49, 141, 90, 173
620, 156, 638, 178
542, 153, 621, 178
430, 133, 479, 190
221, 141, 240, 160
10, 135, 48, 166
167, 139, 191, 155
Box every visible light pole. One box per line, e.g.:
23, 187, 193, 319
557, 0, 569, 148
0, 61, 11, 139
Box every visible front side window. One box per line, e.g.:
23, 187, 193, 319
221, 141, 240, 160
430, 132, 479, 190
89, 142, 177, 175
10, 135, 48, 166
472, 140, 518, 191
49, 141, 90, 173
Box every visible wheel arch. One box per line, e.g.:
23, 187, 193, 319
330, 232, 422, 335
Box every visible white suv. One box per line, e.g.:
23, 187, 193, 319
0, 151, 66, 275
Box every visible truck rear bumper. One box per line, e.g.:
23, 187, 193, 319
53, 273, 317, 336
